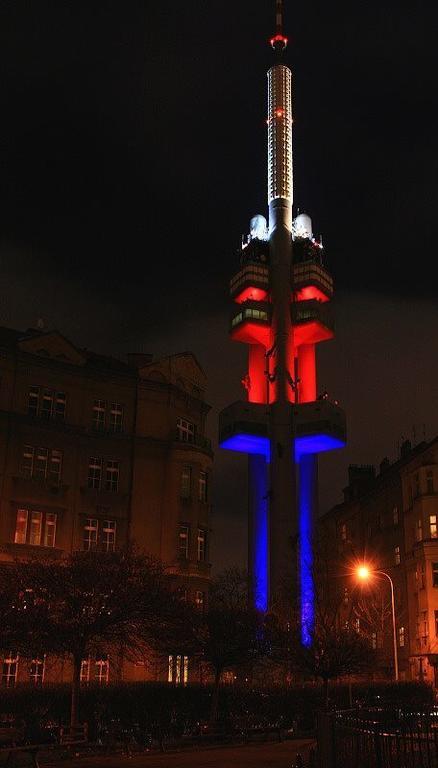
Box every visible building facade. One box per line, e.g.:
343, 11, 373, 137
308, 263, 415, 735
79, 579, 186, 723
319, 438, 438, 685
0, 325, 212, 686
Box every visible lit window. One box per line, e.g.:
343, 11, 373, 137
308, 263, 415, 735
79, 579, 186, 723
399, 626, 405, 647
105, 461, 119, 492
102, 520, 116, 552
2, 653, 18, 687
394, 546, 401, 565
18, 511, 58, 548
371, 632, 377, 650
30, 657, 45, 686
44, 513, 57, 548
393, 506, 399, 526
109, 403, 123, 433
197, 529, 206, 562
340, 523, 347, 542
179, 525, 189, 559
88, 458, 102, 490
343, 587, 349, 604
14, 510, 28, 544
180, 466, 192, 499
195, 591, 204, 611
416, 518, 423, 542
354, 617, 360, 633
430, 516, 438, 539
432, 562, 438, 588
199, 471, 208, 503
427, 470, 434, 495
83, 519, 98, 551
29, 511, 42, 546
168, 655, 189, 685
92, 400, 106, 431
177, 418, 195, 443
95, 656, 109, 684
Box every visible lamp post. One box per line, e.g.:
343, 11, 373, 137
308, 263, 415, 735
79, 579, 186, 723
357, 565, 399, 682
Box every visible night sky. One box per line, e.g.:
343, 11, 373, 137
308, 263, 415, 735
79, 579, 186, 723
1, 1, 437, 569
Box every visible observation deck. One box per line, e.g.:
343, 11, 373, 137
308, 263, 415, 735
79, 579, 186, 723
219, 399, 346, 460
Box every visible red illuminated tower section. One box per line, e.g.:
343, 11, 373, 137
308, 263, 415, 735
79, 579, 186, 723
219, 1, 346, 639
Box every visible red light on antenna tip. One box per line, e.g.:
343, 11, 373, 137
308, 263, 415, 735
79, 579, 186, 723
270, 33, 288, 48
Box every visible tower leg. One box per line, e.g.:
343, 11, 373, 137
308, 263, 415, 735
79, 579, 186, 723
297, 453, 318, 646
298, 343, 316, 403
248, 454, 269, 611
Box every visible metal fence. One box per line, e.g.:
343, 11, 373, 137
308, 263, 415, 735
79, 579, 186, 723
318, 708, 438, 768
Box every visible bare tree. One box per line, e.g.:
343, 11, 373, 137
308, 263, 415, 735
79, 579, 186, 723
0, 548, 185, 727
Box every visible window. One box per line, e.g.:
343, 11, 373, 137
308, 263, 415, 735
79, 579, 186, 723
29, 511, 42, 545
353, 617, 360, 633
399, 626, 405, 648
28, 386, 39, 416
14, 510, 28, 544
80, 657, 91, 684
2, 654, 18, 687
199, 471, 208, 503
109, 403, 123, 433
34, 447, 48, 480
83, 518, 98, 550
433, 563, 438, 588
14, 509, 57, 547
44, 513, 57, 547
416, 562, 425, 589
29, 389, 66, 420
180, 466, 192, 499
427, 470, 434, 495
394, 546, 401, 565
340, 523, 347, 542
195, 591, 204, 611
197, 529, 206, 562
416, 518, 423, 542
393, 506, 399, 526
20, 446, 62, 484
93, 400, 106, 431
30, 657, 45, 685
371, 632, 377, 650
168, 655, 189, 685
105, 461, 119, 492
177, 418, 195, 443
88, 458, 102, 489
102, 520, 116, 552
49, 450, 62, 485
343, 587, 349, 605
22, 445, 34, 478
430, 516, 438, 539
179, 525, 189, 559
95, 656, 109, 684
14, 509, 57, 548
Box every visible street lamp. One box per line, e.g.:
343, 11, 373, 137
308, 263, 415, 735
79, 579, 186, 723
356, 564, 399, 682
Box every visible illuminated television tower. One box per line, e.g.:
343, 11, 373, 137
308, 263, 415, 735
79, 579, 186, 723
219, 0, 346, 643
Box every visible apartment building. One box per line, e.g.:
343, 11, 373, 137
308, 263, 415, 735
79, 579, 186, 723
319, 438, 438, 685
0, 325, 213, 686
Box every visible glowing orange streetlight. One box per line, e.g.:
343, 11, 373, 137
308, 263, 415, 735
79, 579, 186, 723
356, 563, 399, 682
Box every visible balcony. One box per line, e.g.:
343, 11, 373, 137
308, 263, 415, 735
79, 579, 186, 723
292, 400, 347, 456
219, 399, 346, 458
230, 264, 269, 302
291, 299, 334, 332
171, 431, 213, 456
293, 260, 333, 299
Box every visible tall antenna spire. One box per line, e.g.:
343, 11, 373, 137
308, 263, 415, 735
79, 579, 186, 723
270, 0, 288, 53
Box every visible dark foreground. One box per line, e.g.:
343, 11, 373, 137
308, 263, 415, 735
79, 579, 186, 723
41, 740, 316, 767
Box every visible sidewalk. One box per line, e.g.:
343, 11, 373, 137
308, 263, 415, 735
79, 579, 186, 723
43, 739, 316, 767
